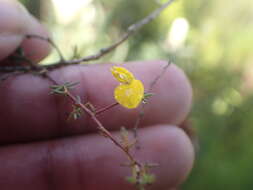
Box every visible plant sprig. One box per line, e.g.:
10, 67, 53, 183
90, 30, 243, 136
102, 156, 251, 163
0, 1, 176, 189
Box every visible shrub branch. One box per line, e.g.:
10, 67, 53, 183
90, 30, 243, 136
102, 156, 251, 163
0, 0, 176, 73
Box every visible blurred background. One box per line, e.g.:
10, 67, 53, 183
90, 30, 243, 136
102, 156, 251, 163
20, 0, 253, 189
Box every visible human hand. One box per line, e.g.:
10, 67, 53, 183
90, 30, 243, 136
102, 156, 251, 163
0, 1, 194, 189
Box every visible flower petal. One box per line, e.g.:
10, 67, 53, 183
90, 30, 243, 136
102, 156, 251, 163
114, 79, 144, 109
111, 66, 135, 84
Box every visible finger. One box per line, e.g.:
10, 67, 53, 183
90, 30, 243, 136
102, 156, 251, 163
0, 61, 192, 143
0, 125, 194, 190
0, 0, 50, 63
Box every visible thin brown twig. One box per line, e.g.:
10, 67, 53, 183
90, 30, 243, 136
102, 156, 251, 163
95, 102, 119, 116
45, 0, 176, 66
0, 0, 176, 73
133, 61, 171, 139
149, 60, 171, 91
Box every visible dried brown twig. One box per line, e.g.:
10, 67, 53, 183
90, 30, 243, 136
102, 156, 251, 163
133, 61, 171, 143
0, 0, 176, 73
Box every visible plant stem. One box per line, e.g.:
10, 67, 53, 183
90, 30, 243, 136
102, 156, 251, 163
95, 102, 119, 116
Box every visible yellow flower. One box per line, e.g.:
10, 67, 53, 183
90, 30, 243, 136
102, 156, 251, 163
111, 66, 144, 109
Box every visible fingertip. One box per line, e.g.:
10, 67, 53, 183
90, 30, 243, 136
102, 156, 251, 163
163, 126, 194, 186
135, 125, 194, 188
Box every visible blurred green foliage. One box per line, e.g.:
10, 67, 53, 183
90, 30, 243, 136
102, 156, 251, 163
21, 0, 253, 189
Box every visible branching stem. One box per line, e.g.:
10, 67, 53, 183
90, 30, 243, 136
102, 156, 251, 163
46, 74, 140, 166
0, 1, 176, 189
0, 0, 176, 73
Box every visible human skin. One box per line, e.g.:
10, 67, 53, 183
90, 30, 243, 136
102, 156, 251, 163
0, 0, 194, 190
